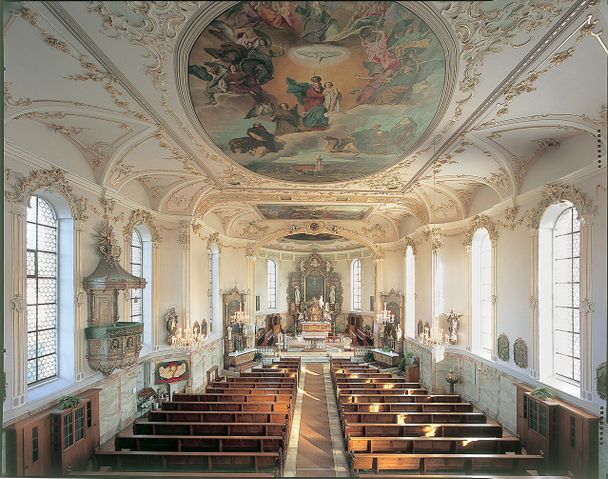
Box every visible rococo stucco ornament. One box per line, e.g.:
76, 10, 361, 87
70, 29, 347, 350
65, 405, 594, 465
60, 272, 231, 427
528, 183, 596, 229
123, 209, 162, 244
497, 333, 509, 362
5, 167, 88, 220
513, 338, 528, 369
463, 215, 499, 246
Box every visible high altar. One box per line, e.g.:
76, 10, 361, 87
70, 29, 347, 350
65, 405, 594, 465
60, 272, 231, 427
288, 253, 341, 349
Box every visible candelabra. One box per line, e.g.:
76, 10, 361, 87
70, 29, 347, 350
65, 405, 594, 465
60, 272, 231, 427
232, 303, 249, 323
376, 302, 394, 324
170, 318, 204, 352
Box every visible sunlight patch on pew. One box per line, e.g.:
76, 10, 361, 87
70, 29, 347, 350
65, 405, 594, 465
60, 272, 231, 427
423, 425, 438, 437
461, 439, 477, 447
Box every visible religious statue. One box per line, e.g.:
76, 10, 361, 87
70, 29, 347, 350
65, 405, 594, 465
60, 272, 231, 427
165, 307, 179, 345
447, 309, 462, 344
329, 285, 336, 305
294, 285, 301, 305
395, 323, 402, 341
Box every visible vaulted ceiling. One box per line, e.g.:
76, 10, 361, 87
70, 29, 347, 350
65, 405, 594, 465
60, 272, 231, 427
4, 1, 606, 246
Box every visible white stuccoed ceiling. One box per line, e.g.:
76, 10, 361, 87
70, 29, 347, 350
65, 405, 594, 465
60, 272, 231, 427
4, 0, 607, 248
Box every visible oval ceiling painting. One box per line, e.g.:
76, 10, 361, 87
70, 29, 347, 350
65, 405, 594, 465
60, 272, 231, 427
188, 1, 446, 183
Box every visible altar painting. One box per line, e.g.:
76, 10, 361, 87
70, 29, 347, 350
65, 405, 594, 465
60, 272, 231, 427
305, 275, 325, 302
187, 1, 446, 183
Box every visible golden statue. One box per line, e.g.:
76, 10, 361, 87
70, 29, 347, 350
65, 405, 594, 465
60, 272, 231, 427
310, 296, 321, 321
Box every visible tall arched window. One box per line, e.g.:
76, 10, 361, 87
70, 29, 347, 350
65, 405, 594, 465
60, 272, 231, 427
267, 259, 277, 309
130, 229, 143, 322
405, 246, 415, 338
26, 196, 58, 385
552, 206, 580, 383
471, 228, 492, 354
351, 258, 362, 310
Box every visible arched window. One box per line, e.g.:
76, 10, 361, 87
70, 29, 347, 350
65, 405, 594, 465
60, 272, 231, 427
351, 258, 362, 310
405, 246, 415, 338
538, 201, 582, 392
26, 196, 58, 385
130, 229, 143, 322
267, 259, 277, 309
552, 206, 580, 382
471, 228, 492, 354
209, 243, 220, 334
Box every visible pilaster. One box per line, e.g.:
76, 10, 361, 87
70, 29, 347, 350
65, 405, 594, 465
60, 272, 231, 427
10, 202, 26, 407
74, 219, 86, 381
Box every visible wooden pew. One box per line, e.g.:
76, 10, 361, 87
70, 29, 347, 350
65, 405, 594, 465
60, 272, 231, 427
239, 372, 297, 379
342, 411, 487, 424
350, 452, 545, 474
337, 388, 428, 395
173, 393, 292, 404
212, 382, 295, 390
115, 434, 283, 453
148, 410, 289, 424
348, 436, 522, 454
341, 394, 461, 404
204, 387, 294, 396
74, 472, 275, 478
95, 450, 281, 474
223, 377, 295, 384
133, 421, 285, 437
335, 379, 420, 386
162, 401, 290, 414
333, 373, 394, 379
344, 423, 503, 438
341, 402, 473, 413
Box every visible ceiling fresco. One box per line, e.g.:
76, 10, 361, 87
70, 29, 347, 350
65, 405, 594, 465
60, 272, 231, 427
257, 204, 371, 220
188, 1, 446, 183
285, 233, 343, 241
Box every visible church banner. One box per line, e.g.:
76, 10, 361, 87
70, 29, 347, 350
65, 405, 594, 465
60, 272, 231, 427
155, 359, 190, 384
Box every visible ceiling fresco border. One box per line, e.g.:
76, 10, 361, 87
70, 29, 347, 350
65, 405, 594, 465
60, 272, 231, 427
44, 1, 222, 188
401, 0, 597, 194
174, 0, 459, 187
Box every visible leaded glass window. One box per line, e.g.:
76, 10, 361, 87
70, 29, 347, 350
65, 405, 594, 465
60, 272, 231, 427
26, 196, 58, 386
553, 206, 580, 383
472, 228, 492, 353
351, 258, 361, 310
267, 260, 277, 309
405, 246, 415, 336
130, 230, 143, 322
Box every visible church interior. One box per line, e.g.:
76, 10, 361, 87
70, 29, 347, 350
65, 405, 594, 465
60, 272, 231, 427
2, 1, 607, 477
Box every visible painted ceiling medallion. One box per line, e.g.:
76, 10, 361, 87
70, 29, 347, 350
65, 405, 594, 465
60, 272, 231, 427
188, 1, 446, 183
257, 204, 370, 220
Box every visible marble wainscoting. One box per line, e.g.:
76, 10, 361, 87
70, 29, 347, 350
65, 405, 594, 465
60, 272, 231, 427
404, 338, 518, 433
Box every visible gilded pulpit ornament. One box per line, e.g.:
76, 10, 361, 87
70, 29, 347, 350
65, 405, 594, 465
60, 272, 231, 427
513, 338, 528, 369
497, 333, 509, 362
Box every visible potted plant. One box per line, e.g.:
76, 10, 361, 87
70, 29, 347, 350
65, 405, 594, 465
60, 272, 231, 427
401, 352, 420, 382
531, 386, 557, 400
58, 394, 81, 410
253, 350, 264, 362
365, 350, 375, 363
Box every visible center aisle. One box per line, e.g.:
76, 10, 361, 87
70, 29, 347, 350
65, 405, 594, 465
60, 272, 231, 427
295, 363, 347, 477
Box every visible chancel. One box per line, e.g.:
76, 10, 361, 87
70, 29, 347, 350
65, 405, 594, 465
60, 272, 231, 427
2, 1, 606, 478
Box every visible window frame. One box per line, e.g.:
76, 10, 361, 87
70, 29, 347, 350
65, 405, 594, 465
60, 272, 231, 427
26, 196, 59, 386
351, 258, 362, 311
267, 259, 277, 310
129, 229, 144, 323
551, 206, 581, 384
471, 227, 492, 355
